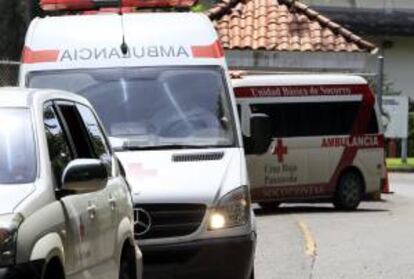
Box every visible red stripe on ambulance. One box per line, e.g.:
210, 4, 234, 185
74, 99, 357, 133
22, 47, 60, 64
327, 84, 375, 191
191, 40, 224, 59
41, 0, 94, 11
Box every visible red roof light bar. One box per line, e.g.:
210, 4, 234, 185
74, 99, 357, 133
41, 0, 197, 11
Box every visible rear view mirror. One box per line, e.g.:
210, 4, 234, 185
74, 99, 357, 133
61, 159, 108, 195
244, 114, 272, 155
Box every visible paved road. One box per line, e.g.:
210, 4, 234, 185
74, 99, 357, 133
254, 173, 414, 279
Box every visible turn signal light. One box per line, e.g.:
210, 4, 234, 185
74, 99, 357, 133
41, 0, 197, 11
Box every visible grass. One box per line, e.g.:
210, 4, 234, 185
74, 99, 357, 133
386, 158, 414, 170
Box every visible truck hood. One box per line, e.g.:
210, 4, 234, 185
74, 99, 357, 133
116, 148, 242, 206
0, 184, 35, 215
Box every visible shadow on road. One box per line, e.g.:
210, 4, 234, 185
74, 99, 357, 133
254, 205, 390, 216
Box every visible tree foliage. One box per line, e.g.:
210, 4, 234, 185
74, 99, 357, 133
0, 0, 33, 60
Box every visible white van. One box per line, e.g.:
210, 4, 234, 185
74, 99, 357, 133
0, 88, 141, 279
233, 74, 385, 210
21, 12, 256, 279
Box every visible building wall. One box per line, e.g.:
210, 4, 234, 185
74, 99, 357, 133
302, 0, 414, 10
226, 50, 370, 72
366, 37, 414, 100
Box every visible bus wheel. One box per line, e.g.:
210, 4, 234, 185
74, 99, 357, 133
259, 202, 281, 211
334, 171, 363, 210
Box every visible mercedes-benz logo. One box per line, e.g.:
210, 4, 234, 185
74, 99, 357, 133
134, 208, 152, 236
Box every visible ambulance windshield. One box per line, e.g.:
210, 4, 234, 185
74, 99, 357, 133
29, 66, 236, 150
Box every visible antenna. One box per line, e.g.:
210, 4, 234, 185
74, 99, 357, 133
119, 0, 129, 55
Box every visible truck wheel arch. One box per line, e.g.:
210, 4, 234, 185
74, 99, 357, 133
30, 232, 65, 265
337, 166, 366, 194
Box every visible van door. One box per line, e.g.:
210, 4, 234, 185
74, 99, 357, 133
55, 102, 111, 277
244, 101, 309, 201
43, 103, 84, 279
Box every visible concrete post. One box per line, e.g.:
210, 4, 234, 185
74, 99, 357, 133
376, 53, 385, 113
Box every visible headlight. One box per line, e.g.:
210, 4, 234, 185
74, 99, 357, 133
0, 214, 23, 266
209, 186, 251, 230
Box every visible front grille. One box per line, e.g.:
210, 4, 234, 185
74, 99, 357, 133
134, 204, 206, 240
172, 152, 224, 162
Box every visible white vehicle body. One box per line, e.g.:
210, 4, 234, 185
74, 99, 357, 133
20, 13, 255, 279
233, 75, 385, 210
0, 88, 141, 279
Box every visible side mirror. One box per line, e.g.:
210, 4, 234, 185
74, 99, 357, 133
245, 114, 272, 155
61, 159, 108, 195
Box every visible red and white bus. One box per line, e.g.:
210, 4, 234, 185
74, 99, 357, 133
233, 74, 385, 210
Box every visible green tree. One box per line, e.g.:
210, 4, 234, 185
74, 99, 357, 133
0, 0, 32, 60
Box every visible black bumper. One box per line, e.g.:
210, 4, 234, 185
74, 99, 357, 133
141, 232, 256, 279
0, 260, 43, 279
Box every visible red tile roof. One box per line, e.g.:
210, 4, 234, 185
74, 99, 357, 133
207, 0, 377, 53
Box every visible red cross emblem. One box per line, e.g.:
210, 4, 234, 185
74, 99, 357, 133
273, 139, 288, 163
128, 163, 158, 179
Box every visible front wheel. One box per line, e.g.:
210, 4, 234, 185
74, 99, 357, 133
333, 171, 364, 210
119, 245, 137, 279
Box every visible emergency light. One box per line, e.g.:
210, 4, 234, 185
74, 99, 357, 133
40, 0, 197, 11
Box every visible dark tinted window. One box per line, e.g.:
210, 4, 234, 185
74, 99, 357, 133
251, 102, 361, 138
367, 109, 379, 134
77, 104, 112, 170
237, 105, 242, 121
44, 105, 72, 184
57, 104, 94, 159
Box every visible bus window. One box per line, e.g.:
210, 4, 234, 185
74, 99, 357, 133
367, 109, 379, 134
250, 101, 361, 138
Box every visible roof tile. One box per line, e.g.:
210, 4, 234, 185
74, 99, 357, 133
208, 0, 376, 53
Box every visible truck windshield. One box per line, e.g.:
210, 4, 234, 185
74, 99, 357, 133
0, 108, 36, 184
29, 67, 236, 150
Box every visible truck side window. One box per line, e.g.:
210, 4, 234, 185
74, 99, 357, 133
43, 104, 72, 185
77, 104, 112, 172
56, 103, 94, 159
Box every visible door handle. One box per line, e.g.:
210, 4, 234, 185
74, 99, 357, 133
108, 196, 117, 210
87, 203, 97, 220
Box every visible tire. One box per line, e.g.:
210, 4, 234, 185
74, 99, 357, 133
333, 171, 364, 210
119, 244, 137, 279
43, 258, 65, 279
259, 202, 281, 211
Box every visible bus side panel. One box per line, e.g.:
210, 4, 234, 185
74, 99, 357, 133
353, 147, 385, 194
236, 82, 383, 203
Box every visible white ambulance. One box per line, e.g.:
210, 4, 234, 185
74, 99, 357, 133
20, 9, 255, 279
233, 74, 385, 210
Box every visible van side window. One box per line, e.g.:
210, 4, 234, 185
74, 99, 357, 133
251, 102, 361, 138
236, 105, 242, 121
43, 104, 73, 185
77, 104, 112, 171
56, 104, 94, 159
367, 109, 379, 134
